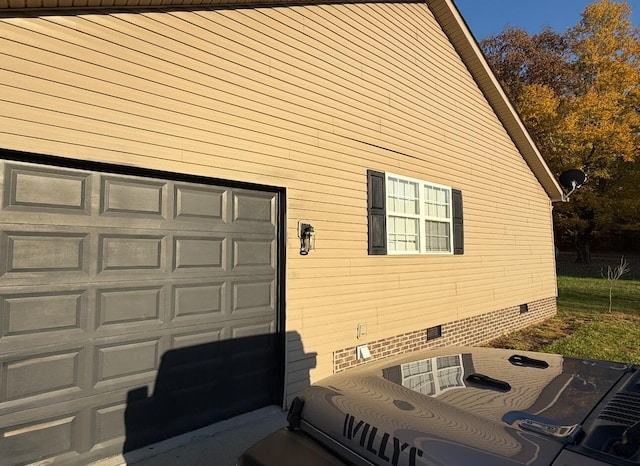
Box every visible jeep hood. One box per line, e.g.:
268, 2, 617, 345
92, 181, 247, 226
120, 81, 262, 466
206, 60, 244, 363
294, 347, 631, 466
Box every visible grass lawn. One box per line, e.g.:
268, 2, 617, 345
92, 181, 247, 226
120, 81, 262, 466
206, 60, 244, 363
486, 254, 640, 364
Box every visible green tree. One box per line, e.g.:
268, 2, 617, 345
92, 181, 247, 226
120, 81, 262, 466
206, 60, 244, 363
481, 0, 640, 262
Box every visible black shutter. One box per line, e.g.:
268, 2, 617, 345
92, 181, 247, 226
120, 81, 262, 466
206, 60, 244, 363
452, 188, 464, 255
367, 170, 387, 255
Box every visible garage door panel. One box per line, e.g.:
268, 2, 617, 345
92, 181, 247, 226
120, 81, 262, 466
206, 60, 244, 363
1, 290, 86, 338
2, 231, 88, 275
173, 236, 225, 270
99, 234, 166, 272
96, 286, 163, 329
101, 177, 167, 219
232, 191, 276, 225
232, 238, 275, 269
92, 281, 170, 338
232, 279, 275, 315
93, 338, 161, 388
93, 401, 127, 452
1, 350, 84, 414
171, 282, 224, 323
175, 184, 225, 221
0, 348, 88, 419
5, 350, 84, 401
3, 162, 91, 215
1, 412, 81, 465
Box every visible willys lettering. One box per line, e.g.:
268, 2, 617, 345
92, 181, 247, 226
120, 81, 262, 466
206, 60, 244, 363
342, 413, 424, 466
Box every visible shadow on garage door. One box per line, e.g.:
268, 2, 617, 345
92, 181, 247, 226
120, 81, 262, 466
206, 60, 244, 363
123, 333, 286, 453
122, 330, 317, 461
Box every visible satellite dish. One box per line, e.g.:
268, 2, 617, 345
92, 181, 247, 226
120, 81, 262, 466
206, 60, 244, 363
559, 169, 586, 201
559, 169, 586, 190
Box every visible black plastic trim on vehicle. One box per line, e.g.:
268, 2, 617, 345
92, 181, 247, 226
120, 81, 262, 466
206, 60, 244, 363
503, 411, 582, 443
300, 419, 376, 466
509, 354, 550, 369
465, 374, 511, 392
237, 428, 350, 466
610, 420, 640, 459
288, 397, 305, 430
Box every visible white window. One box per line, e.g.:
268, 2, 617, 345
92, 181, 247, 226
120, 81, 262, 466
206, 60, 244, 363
399, 354, 464, 396
386, 173, 453, 254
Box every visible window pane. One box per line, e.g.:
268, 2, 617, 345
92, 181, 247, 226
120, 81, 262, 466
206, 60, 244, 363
437, 355, 461, 369
388, 177, 419, 215
403, 359, 433, 376
389, 216, 419, 252
405, 374, 436, 395
438, 367, 463, 390
425, 185, 450, 219
401, 360, 436, 395
425, 220, 450, 252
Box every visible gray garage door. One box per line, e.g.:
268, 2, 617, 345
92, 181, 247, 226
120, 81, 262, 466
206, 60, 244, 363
0, 158, 282, 465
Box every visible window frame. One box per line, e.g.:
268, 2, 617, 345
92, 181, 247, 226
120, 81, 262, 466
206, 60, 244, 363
385, 172, 454, 255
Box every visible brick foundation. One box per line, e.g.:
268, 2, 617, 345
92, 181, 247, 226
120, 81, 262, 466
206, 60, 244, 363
333, 296, 557, 373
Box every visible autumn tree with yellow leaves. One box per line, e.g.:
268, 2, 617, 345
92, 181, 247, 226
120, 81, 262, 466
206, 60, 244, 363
481, 0, 640, 262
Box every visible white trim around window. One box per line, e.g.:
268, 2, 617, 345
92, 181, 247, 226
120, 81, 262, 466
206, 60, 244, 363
385, 173, 453, 255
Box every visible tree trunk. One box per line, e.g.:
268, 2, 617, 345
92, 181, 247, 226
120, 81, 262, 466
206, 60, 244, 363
575, 231, 592, 263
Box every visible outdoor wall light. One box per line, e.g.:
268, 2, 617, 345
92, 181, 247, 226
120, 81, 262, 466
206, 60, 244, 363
299, 222, 315, 255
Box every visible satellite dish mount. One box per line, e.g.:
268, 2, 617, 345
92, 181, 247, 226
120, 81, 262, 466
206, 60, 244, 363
559, 169, 587, 201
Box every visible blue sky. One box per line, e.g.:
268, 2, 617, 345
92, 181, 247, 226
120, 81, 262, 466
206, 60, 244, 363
454, 0, 640, 40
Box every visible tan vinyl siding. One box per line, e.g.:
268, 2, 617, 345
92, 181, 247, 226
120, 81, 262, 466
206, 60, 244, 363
0, 3, 557, 388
